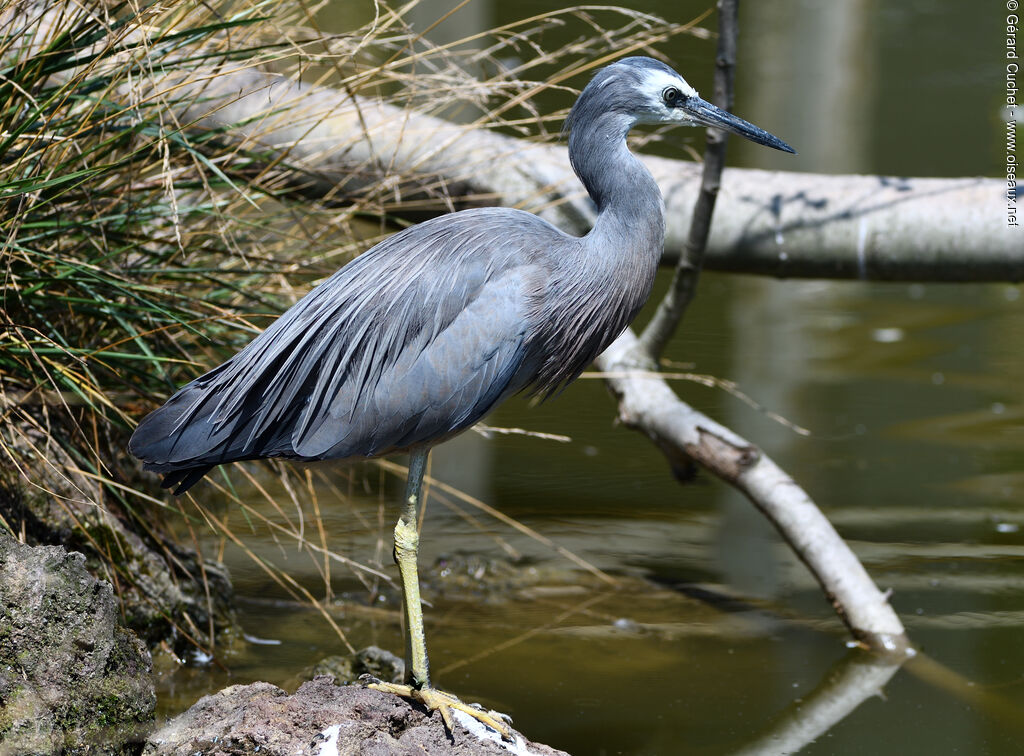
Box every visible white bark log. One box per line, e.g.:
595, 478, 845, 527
11, 0, 1014, 283
9, 0, 1019, 282
120, 51, 915, 646
173, 70, 1018, 282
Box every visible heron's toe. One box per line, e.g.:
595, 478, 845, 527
362, 677, 512, 741
416, 686, 512, 740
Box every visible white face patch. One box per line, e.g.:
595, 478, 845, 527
640, 68, 699, 99
635, 68, 700, 125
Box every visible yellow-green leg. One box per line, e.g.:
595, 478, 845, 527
396, 447, 431, 688
366, 448, 512, 739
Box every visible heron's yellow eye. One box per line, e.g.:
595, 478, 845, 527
662, 86, 682, 105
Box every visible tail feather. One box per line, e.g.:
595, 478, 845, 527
156, 465, 215, 495
130, 372, 282, 495
131, 389, 237, 496
130, 382, 227, 466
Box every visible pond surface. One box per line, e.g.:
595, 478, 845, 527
154, 1, 1022, 754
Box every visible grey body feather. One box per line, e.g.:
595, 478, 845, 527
130, 57, 792, 494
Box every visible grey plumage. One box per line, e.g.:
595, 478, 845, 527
130, 56, 794, 495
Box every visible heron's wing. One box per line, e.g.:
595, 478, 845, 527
130, 209, 557, 469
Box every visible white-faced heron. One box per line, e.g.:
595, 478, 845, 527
130, 56, 794, 737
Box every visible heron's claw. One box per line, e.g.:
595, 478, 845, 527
361, 675, 512, 740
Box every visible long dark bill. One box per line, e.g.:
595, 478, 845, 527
686, 97, 796, 154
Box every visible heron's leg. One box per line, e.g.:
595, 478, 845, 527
395, 446, 431, 688
366, 448, 512, 740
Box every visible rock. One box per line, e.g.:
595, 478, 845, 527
293, 646, 405, 688
351, 646, 406, 684
145, 677, 570, 756
0, 533, 155, 754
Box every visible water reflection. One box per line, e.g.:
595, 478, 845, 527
731, 651, 903, 756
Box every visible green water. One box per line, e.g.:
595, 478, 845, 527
154, 1, 1023, 754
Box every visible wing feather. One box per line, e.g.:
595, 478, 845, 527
130, 208, 562, 474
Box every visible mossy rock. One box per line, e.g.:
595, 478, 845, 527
0, 534, 156, 754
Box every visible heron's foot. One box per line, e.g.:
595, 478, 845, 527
361, 675, 512, 740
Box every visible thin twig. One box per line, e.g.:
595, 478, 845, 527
639, 0, 737, 358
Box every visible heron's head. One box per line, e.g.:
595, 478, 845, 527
568, 56, 795, 154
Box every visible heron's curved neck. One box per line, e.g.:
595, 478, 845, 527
568, 115, 665, 254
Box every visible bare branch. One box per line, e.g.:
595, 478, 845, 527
597, 328, 910, 650
640, 0, 738, 358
